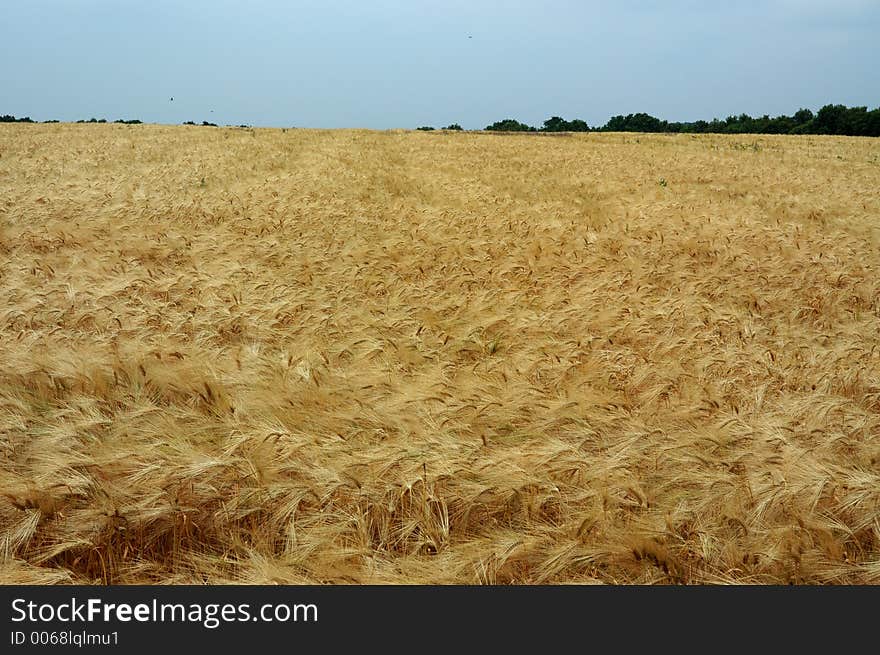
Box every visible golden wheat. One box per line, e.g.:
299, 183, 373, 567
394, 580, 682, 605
1, 124, 878, 584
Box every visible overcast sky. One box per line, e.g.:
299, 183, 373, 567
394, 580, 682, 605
2, 0, 879, 129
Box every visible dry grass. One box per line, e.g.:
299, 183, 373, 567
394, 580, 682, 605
1, 124, 879, 584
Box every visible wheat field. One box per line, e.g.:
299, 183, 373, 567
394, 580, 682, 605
1, 124, 879, 584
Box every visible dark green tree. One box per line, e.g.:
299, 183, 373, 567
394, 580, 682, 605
813, 104, 849, 134
793, 108, 814, 125
542, 116, 569, 131
601, 113, 664, 132
485, 118, 536, 132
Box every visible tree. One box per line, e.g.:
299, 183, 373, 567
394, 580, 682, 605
629, 113, 663, 132
813, 104, 848, 134
416, 126, 435, 131
542, 116, 569, 132
539, 116, 591, 132
602, 115, 627, 131
793, 108, 814, 125
444, 123, 463, 130
865, 108, 880, 137
485, 118, 536, 132
601, 113, 663, 132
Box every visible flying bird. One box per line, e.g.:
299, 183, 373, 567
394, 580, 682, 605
170, 97, 174, 102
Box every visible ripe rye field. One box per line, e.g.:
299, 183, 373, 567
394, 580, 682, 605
1, 124, 879, 584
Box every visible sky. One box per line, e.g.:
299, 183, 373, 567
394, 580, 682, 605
2, 0, 879, 129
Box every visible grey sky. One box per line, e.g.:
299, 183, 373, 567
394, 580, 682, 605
2, 0, 878, 129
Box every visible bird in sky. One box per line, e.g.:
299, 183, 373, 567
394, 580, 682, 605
170, 97, 174, 102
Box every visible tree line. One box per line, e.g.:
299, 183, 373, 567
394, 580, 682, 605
1, 115, 143, 124
479, 104, 880, 137
5, 104, 880, 136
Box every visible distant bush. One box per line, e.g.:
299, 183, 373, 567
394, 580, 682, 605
1, 114, 34, 123
43, 119, 60, 123
444, 124, 463, 131
485, 118, 536, 132
416, 126, 435, 131
602, 113, 663, 132
114, 119, 142, 124
202, 121, 218, 127
540, 116, 590, 132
